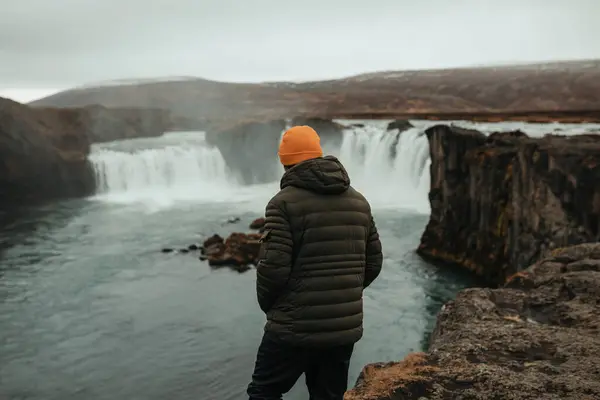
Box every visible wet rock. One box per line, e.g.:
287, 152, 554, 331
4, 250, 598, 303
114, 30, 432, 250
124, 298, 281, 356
200, 232, 261, 271
345, 243, 600, 400
417, 124, 600, 286
223, 217, 241, 225
202, 234, 225, 250
161, 248, 175, 253
386, 119, 414, 132
249, 217, 266, 231
188, 244, 200, 251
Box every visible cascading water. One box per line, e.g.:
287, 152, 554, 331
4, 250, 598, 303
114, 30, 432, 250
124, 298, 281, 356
88, 132, 277, 207
91, 145, 229, 193
332, 123, 431, 213
87, 123, 432, 213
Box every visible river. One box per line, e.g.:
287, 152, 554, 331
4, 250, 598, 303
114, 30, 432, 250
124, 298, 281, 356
2, 120, 595, 399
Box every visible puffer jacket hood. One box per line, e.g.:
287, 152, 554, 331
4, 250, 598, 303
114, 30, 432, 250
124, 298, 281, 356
280, 155, 350, 194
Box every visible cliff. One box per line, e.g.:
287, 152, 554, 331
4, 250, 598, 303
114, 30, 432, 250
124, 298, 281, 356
0, 97, 95, 206
30, 59, 600, 124
35, 105, 173, 143
204, 118, 347, 185
345, 243, 600, 400
0, 99, 174, 207
417, 125, 600, 286
205, 119, 287, 184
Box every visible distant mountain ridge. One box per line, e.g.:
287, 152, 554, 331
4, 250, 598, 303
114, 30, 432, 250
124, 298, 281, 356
30, 59, 600, 124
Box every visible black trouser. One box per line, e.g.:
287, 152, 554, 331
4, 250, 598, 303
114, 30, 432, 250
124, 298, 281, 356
247, 331, 354, 400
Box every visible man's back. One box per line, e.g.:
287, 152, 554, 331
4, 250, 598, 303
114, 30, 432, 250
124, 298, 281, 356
256, 155, 383, 347
247, 126, 383, 400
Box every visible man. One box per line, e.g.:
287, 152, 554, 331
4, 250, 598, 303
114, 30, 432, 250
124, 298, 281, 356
247, 125, 383, 400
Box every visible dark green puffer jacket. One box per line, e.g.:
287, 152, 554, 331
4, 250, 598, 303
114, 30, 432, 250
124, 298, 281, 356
255, 155, 383, 347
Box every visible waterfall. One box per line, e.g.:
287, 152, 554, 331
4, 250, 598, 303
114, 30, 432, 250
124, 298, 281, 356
87, 132, 273, 206
87, 124, 431, 213
332, 124, 430, 212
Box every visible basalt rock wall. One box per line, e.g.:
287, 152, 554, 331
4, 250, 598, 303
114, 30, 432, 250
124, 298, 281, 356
417, 125, 600, 286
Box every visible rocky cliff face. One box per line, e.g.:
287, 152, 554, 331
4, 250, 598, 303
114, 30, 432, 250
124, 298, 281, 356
417, 125, 600, 286
205, 119, 287, 184
205, 118, 348, 185
35, 105, 173, 143
1, 99, 174, 207
345, 243, 600, 400
0, 98, 95, 206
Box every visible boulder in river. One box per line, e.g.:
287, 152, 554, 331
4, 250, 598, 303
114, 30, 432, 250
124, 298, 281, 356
249, 217, 266, 231
200, 232, 261, 272
386, 119, 413, 132
345, 242, 600, 399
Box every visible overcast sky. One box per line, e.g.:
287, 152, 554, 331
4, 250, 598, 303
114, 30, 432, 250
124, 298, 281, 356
1, 0, 599, 101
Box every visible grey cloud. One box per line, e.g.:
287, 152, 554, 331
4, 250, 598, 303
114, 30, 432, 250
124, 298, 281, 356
0, 0, 599, 89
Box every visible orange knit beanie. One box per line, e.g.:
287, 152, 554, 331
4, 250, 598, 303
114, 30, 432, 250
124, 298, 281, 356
278, 125, 323, 166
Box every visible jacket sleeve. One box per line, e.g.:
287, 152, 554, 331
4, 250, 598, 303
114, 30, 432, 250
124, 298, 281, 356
256, 200, 293, 313
364, 214, 383, 288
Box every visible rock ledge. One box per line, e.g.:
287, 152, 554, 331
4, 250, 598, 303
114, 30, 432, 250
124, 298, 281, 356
345, 243, 600, 400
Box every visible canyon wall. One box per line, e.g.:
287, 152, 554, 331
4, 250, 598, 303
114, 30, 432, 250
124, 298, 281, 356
35, 104, 173, 143
0, 99, 174, 207
204, 118, 346, 185
0, 98, 95, 206
417, 125, 600, 286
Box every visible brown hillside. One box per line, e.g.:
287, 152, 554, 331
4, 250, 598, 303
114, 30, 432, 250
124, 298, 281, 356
30, 59, 600, 123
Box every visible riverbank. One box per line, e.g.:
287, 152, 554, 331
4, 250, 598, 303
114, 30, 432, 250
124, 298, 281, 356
345, 243, 600, 399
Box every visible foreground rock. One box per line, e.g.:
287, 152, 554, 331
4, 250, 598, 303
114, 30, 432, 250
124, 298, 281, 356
200, 232, 261, 272
0, 97, 95, 207
345, 243, 600, 400
418, 125, 600, 286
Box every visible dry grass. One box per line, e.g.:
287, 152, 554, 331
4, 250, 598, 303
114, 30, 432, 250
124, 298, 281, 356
504, 270, 531, 286
344, 352, 437, 400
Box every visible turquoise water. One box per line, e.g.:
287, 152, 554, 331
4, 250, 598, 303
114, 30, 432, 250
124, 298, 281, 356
0, 198, 476, 399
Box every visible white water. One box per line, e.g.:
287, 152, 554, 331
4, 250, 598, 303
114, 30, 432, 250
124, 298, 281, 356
88, 123, 432, 214
334, 124, 430, 213
89, 132, 277, 210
